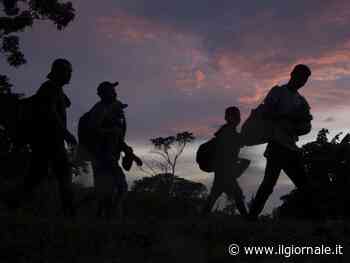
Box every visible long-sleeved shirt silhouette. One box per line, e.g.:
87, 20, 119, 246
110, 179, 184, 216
33, 79, 68, 144
213, 124, 241, 182
263, 85, 311, 151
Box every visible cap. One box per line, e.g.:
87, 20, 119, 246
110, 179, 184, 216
97, 81, 119, 95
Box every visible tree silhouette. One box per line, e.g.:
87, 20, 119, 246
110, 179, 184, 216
127, 173, 206, 218
0, 75, 12, 93
140, 131, 195, 196
131, 173, 207, 199
0, 0, 75, 85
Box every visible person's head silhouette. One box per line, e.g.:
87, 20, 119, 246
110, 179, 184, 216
97, 81, 119, 103
288, 64, 311, 91
225, 106, 241, 127
47, 58, 72, 86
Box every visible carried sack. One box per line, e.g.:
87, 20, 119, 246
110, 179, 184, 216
241, 104, 274, 146
241, 106, 312, 147
196, 138, 217, 172
241, 91, 312, 147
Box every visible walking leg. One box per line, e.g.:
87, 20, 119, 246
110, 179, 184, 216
226, 180, 248, 216
201, 181, 223, 215
113, 165, 128, 221
52, 149, 76, 218
249, 157, 281, 218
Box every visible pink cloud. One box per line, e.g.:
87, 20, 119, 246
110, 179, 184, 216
92, 6, 350, 139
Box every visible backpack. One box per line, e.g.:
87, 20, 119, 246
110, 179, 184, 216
241, 85, 312, 147
0, 93, 19, 136
78, 111, 99, 154
78, 100, 128, 156
241, 104, 274, 146
0, 93, 36, 146
196, 138, 217, 172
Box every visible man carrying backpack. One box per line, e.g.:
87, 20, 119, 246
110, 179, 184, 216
79, 81, 141, 220
201, 106, 249, 216
6, 58, 77, 217
248, 64, 314, 220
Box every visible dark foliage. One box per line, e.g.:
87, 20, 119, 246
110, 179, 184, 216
0, 74, 13, 93
131, 173, 207, 199
0, 0, 75, 83
127, 173, 207, 219
124, 191, 203, 219
277, 129, 350, 219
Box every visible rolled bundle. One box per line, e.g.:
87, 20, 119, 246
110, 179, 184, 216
241, 105, 274, 146
241, 105, 312, 147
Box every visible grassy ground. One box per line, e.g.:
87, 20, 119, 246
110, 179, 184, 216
0, 211, 348, 263
0, 177, 347, 262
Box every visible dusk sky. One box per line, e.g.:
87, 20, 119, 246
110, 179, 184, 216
2, 0, 350, 213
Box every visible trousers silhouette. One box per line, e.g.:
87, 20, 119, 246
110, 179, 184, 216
249, 142, 309, 217
202, 175, 248, 216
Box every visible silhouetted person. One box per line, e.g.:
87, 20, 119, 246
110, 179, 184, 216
202, 106, 249, 216
7, 58, 77, 217
84, 81, 141, 220
249, 64, 313, 220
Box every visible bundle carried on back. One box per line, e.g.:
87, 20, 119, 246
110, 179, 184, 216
241, 85, 312, 146
241, 104, 274, 146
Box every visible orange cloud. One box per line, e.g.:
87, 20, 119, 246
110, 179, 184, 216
217, 42, 350, 106
94, 6, 350, 121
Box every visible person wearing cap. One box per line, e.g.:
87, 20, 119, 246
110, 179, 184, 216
6, 58, 77, 217
249, 64, 314, 220
86, 81, 141, 220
